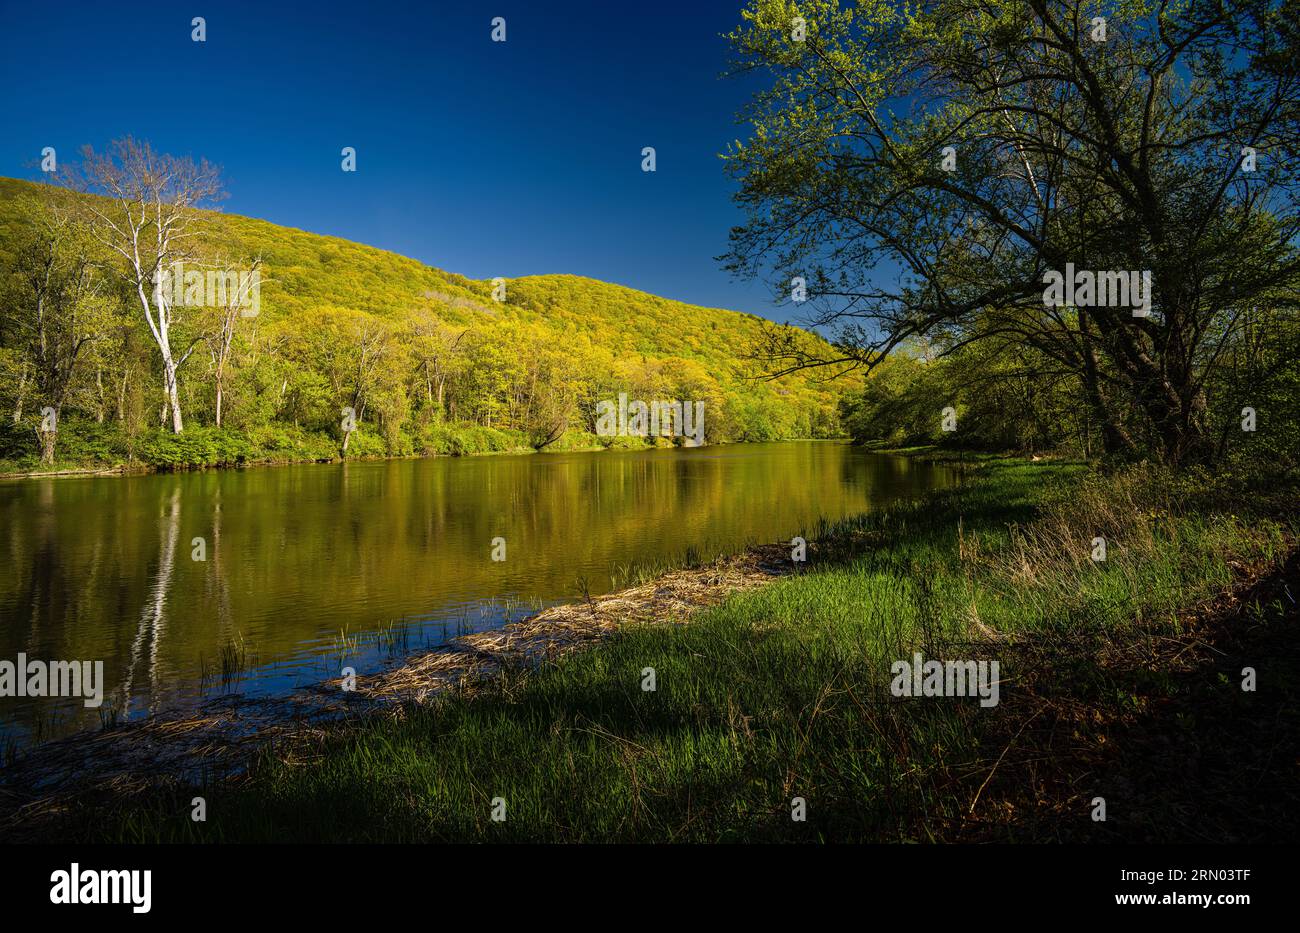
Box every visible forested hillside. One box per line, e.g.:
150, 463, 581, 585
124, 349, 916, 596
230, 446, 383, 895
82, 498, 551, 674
0, 174, 853, 472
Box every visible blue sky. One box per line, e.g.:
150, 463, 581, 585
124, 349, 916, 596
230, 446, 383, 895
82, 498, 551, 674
0, 0, 790, 317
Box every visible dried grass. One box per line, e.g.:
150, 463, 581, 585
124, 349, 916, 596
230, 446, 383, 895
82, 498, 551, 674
344, 544, 791, 704
0, 543, 794, 838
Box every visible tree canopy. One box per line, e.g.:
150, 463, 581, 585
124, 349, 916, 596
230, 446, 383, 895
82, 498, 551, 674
724, 0, 1300, 467
0, 171, 853, 471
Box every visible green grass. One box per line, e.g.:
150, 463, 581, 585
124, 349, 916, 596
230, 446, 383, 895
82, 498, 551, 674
90, 456, 1295, 843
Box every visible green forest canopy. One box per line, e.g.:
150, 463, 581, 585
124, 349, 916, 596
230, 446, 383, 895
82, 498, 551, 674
0, 175, 857, 469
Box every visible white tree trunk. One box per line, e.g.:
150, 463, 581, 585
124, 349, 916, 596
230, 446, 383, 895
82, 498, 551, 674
164, 357, 183, 433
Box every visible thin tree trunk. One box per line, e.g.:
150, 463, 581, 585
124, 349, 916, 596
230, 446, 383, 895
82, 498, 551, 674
95, 367, 106, 423
164, 360, 183, 433
12, 366, 28, 424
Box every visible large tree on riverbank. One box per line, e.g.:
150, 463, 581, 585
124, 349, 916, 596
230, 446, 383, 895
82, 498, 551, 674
724, 0, 1300, 466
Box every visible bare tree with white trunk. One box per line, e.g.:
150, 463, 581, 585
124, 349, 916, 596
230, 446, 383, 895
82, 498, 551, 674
62, 138, 224, 433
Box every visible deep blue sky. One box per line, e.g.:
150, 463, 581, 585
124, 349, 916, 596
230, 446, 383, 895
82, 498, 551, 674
0, 0, 786, 317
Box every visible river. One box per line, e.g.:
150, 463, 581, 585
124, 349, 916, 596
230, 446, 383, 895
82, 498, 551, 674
0, 441, 954, 749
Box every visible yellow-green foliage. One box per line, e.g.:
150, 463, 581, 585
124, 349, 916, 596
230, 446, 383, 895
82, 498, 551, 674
0, 177, 856, 469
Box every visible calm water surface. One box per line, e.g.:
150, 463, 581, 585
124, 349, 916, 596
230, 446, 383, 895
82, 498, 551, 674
0, 442, 954, 748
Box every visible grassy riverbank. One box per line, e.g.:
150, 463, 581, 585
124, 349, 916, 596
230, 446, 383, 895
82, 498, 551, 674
60, 454, 1300, 842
